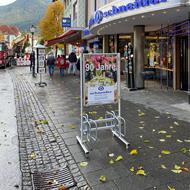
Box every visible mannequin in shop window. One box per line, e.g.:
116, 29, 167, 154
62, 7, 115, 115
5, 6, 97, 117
149, 44, 159, 67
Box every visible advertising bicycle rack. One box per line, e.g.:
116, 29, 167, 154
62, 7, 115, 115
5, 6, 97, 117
76, 53, 129, 155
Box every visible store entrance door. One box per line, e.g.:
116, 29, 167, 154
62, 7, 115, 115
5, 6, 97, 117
180, 37, 188, 91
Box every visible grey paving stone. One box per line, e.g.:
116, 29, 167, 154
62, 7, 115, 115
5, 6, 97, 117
10, 69, 90, 189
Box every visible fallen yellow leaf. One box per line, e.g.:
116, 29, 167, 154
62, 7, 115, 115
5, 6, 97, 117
174, 121, 179, 126
138, 112, 145, 117
161, 164, 167, 169
184, 139, 190, 143
171, 169, 182, 174
68, 124, 76, 129
30, 152, 36, 160
168, 186, 176, 190
58, 185, 67, 190
181, 167, 189, 172
166, 135, 172, 138
47, 180, 53, 185
174, 165, 181, 170
159, 139, 166, 142
80, 162, 88, 167
180, 148, 188, 154
99, 175, 106, 182
158, 130, 167, 134
109, 159, 114, 164
144, 140, 150, 143
136, 169, 147, 176
115, 155, 123, 162
161, 150, 171, 155
177, 139, 183, 143
36, 127, 45, 134
130, 149, 138, 155
130, 167, 135, 172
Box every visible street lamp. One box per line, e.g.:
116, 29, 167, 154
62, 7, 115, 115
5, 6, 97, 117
30, 25, 36, 77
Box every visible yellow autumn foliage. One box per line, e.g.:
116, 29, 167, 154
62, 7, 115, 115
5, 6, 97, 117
0, 32, 4, 41
38, 0, 64, 44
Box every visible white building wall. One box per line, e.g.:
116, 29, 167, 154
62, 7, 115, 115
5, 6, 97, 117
63, 0, 86, 27
77, 0, 86, 28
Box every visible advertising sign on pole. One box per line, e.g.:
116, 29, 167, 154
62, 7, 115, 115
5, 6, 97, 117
62, 17, 71, 28
35, 45, 47, 87
83, 54, 119, 106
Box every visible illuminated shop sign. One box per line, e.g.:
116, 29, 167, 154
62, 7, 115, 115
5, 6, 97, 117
89, 0, 167, 28
83, 29, 90, 36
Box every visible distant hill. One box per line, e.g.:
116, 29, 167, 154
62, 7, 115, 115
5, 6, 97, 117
0, 0, 51, 31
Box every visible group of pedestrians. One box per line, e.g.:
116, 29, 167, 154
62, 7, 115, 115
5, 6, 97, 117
46, 50, 78, 77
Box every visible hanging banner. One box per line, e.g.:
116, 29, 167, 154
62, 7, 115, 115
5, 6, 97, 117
83, 54, 119, 106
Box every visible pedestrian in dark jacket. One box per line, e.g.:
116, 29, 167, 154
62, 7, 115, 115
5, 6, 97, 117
47, 52, 55, 77
68, 50, 77, 75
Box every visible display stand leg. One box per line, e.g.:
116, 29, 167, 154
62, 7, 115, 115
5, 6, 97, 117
76, 136, 89, 155
112, 131, 130, 149
35, 73, 47, 87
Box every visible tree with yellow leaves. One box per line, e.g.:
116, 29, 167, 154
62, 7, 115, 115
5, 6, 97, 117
38, 0, 64, 42
0, 32, 4, 41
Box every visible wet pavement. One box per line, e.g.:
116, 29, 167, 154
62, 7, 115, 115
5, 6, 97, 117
121, 81, 190, 123
0, 69, 21, 190
4, 66, 190, 190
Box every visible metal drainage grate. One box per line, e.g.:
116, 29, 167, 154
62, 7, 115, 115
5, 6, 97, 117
32, 167, 77, 190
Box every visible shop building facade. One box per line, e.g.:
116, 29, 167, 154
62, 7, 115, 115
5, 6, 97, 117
87, 0, 190, 92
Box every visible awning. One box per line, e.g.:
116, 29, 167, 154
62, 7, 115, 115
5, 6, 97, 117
45, 28, 83, 46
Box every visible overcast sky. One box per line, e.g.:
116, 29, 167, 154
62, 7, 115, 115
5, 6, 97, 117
0, 0, 16, 6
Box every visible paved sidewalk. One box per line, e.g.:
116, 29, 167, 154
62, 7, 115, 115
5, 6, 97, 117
11, 67, 190, 190
121, 81, 190, 123
0, 69, 21, 190
9, 69, 90, 190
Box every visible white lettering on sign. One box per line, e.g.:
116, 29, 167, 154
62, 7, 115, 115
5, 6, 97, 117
85, 63, 116, 71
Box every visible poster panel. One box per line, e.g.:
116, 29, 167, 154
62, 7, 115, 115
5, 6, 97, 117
83, 54, 118, 106
39, 60, 45, 68
38, 55, 45, 61
38, 68, 46, 73
38, 49, 46, 55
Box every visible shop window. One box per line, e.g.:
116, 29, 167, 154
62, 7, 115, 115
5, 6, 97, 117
108, 35, 116, 53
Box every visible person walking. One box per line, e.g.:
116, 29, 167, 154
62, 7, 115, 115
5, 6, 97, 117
68, 49, 77, 75
57, 54, 66, 77
47, 51, 55, 77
